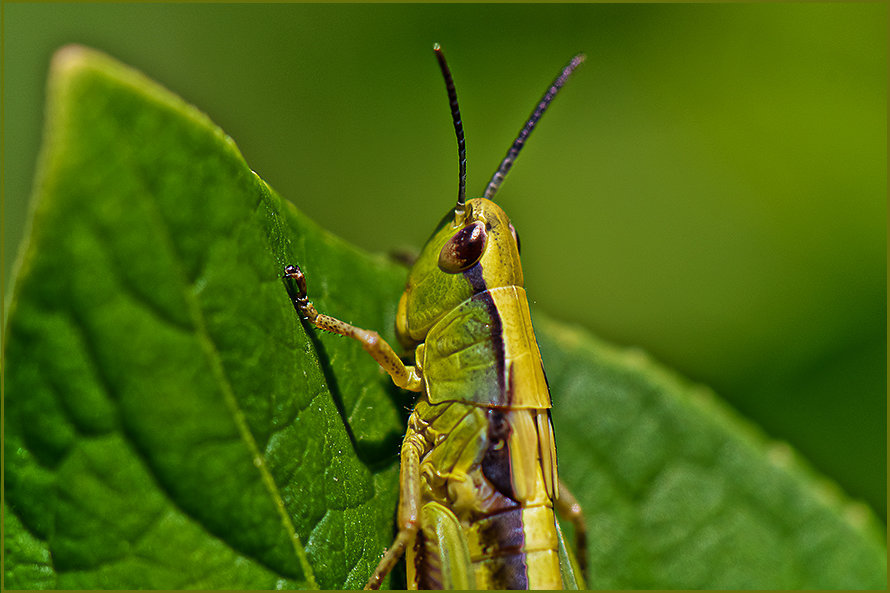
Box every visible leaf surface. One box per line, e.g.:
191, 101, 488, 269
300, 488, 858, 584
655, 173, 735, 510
5, 45, 403, 590
539, 319, 886, 588
4, 46, 885, 589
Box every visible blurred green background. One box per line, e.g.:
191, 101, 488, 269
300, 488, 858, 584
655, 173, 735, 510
4, 4, 885, 520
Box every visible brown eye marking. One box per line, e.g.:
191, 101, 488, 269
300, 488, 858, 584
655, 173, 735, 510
508, 222, 521, 254
438, 220, 488, 273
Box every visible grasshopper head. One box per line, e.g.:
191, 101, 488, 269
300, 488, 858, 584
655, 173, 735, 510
395, 46, 582, 349
396, 197, 522, 346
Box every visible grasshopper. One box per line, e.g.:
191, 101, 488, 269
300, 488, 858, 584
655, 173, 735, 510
283, 45, 588, 590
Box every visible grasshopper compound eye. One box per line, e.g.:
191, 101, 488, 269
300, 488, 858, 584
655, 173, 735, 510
438, 220, 487, 273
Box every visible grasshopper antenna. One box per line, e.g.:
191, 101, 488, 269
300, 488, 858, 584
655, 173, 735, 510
483, 53, 586, 200
433, 43, 468, 222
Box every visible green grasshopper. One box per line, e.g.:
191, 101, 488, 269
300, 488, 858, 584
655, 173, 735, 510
283, 45, 587, 590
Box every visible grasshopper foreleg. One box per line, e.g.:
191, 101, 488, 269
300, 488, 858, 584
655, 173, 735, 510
282, 264, 423, 392
283, 264, 427, 588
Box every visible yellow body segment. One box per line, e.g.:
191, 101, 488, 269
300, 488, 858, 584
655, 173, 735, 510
421, 286, 551, 409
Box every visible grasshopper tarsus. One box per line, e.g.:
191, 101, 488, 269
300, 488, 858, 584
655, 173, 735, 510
282, 264, 317, 321
282, 264, 308, 299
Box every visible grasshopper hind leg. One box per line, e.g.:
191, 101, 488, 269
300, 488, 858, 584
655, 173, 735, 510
556, 479, 588, 586
413, 502, 475, 590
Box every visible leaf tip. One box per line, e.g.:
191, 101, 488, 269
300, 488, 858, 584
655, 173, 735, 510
50, 44, 92, 79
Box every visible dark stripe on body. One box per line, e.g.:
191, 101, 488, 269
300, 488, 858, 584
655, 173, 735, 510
480, 408, 516, 501
473, 507, 527, 555
463, 261, 530, 587
462, 262, 506, 401
482, 552, 530, 589
461, 259, 489, 294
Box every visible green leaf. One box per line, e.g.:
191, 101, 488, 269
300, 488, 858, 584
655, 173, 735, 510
4, 46, 885, 589
539, 319, 886, 588
4, 500, 54, 589
4, 45, 403, 590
